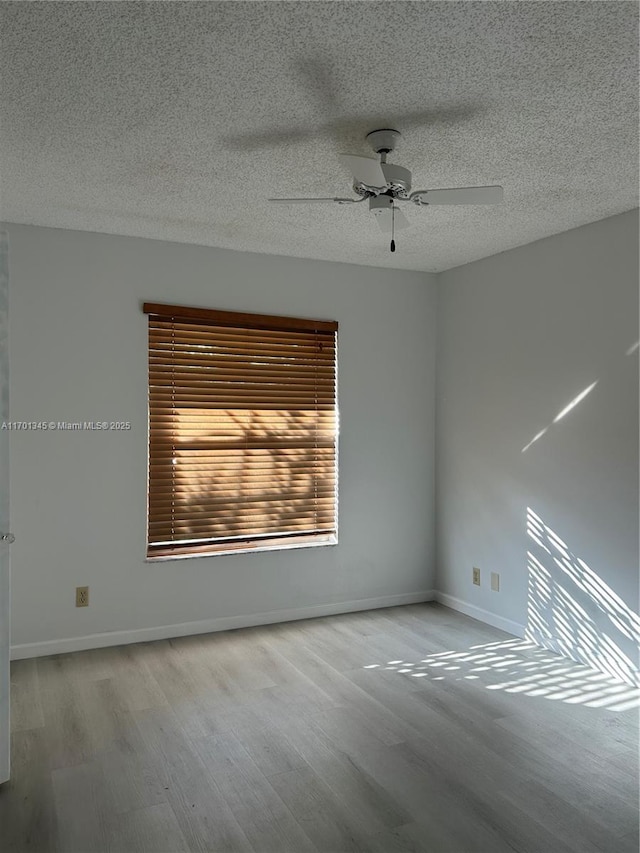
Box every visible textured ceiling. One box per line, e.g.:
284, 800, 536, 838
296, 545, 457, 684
0, 1, 638, 272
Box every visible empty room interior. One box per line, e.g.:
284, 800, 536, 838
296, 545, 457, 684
0, 3, 638, 853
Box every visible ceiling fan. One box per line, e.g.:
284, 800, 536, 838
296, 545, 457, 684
269, 129, 503, 252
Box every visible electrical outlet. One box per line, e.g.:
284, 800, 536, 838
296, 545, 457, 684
76, 586, 89, 607
491, 572, 500, 592
473, 567, 481, 586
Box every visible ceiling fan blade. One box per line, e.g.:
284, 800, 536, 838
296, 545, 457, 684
374, 213, 392, 234
268, 197, 361, 204
393, 207, 410, 230
340, 154, 387, 188
373, 206, 410, 233
412, 186, 503, 205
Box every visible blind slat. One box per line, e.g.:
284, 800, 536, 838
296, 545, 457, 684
149, 506, 336, 525
149, 519, 335, 536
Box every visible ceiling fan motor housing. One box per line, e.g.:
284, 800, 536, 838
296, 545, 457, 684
381, 162, 412, 197
369, 195, 395, 219
353, 162, 412, 198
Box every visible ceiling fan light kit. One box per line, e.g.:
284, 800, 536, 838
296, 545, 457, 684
268, 129, 504, 253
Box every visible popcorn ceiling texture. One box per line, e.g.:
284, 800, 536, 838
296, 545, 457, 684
0, 1, 637, 272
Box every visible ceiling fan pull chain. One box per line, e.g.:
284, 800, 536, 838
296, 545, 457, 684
390, 204, 396, 252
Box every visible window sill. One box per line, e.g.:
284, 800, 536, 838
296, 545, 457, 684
145, 534, 338, 562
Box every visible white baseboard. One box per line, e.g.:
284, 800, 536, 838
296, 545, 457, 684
435, 591, 525, 638
10, 590, 435, 660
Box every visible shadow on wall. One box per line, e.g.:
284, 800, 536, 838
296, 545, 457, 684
526, 507, 640, 688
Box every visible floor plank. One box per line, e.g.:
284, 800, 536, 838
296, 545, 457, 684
193, 731, 316, 853
0, 728, 58, 853
9, 659, 44, 733
107, 803, 191, 853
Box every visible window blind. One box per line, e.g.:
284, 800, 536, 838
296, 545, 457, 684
143, 303, 338, 558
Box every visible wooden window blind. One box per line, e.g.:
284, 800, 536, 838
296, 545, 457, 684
143, 302, 338, 558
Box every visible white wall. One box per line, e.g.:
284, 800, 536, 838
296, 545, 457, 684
436, 210, 639, 684
7, 225, 437, 654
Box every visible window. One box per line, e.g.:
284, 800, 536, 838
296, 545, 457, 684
143, 302, 338, 558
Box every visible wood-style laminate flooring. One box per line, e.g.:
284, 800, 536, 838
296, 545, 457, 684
1, 603, 638, 853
